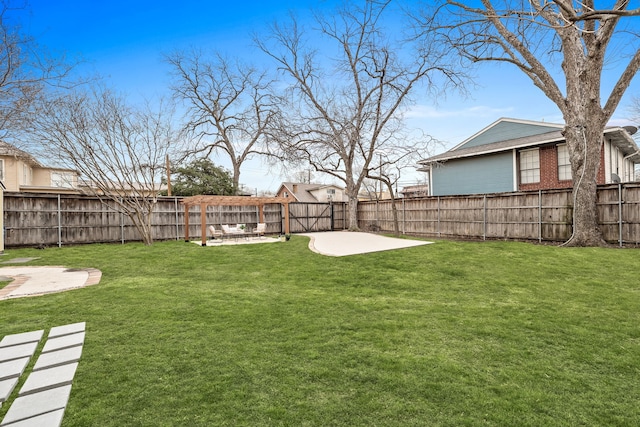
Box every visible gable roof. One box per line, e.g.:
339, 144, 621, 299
0, 141, 43, 167
279, 182, 344, 202
419, 118, 640, 165
424, 129, 565, 163
451, 118, 564, 151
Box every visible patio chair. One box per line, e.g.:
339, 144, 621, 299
221, 224, 249, 242
221, 224, 235, 235
253, 223, 266, 239
209, 225, 223, 240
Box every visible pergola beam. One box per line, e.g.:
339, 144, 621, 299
181, 195, 291, 207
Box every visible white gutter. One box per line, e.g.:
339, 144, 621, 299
512, 149, 518, 191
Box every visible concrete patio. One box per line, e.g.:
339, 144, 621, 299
300, 231, 433, 256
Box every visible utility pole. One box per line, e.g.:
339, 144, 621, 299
166, 155, 172, 196
379, 152, 383, 200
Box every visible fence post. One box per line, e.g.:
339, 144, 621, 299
120, 199, 125, 244
174, 197, 179, 240
57, 194, 62, 248
538, 190, 542, 243
619, 183, 623, 248
437, 196, 441, 237
402, 198, 405, 235
330, 202, 334, 231
483, 195, 487, 241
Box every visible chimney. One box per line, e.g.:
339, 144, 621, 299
292, 184, 298, 193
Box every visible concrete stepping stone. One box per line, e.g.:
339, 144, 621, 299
0, 324, 85, 426
0, 377, 18, 406
18, 363, 78, 396
0, 331, 43, 348
0, 358, 31, 381
33, 347, 83, 371
0, 408, 65, 427
0, 385, 72, 426
41, 332, 85, 353
0, 342, 38, 363
48, 323, 85, 339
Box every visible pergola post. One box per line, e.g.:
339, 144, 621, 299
184, 205, 190, 242
200, 202, 207, 246
283, 203, 290, 234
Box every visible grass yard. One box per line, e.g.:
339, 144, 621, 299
0, 236, 639, 426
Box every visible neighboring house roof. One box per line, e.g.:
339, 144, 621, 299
400, 184, 429, 197
78, 178, 166, 193
449, 117, 564, 151
418, 117, 640, 167
401, 184, 429, 192
279, 182, 344, 202
0, 141, 43, 167
358, 190, 393, 201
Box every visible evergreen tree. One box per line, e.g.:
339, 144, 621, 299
168, 159, 235, 196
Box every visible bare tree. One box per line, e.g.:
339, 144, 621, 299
165, 49, 279, 193
257, 0, 462, 230
631, 97, 640, 181
0, 1, 77, 144
415, 1, 640, 246
286, 169, 315, 184
632, 96, 640, 123
366, 136, 437, 234
30, 88, 176, 245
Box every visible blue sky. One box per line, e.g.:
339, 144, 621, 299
22, 0, 640, 192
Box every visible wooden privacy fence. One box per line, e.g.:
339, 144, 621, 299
4, 194, 280, 247
359, 183, 640, 246
2, 194, 348, 248
6, 184, 640, 247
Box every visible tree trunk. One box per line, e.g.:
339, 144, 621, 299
232, 163, 241, 195
347, 194, 360, 231
128, 210, 154, 246
384, 181, 400, 235
560, 27, 609, 247
563, 123, 607, 247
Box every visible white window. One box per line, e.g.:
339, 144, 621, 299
520, 148, 540, 184
51, 172, 74, 188
326, 188, 335, 195
22, 164, 32, 185
557, 144, 572, 181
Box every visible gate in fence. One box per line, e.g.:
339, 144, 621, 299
287, 202, 346, 233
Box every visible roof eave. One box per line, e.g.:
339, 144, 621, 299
419, 134, 566, 165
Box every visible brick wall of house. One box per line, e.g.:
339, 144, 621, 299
519, 143, 606, 191
596, 147, 606, 184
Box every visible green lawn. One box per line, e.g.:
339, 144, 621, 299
1, 237, 639, 426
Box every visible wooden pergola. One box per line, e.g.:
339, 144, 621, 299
181, 195, 292, 246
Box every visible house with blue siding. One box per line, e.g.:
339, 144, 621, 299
418, 118, 640, 196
